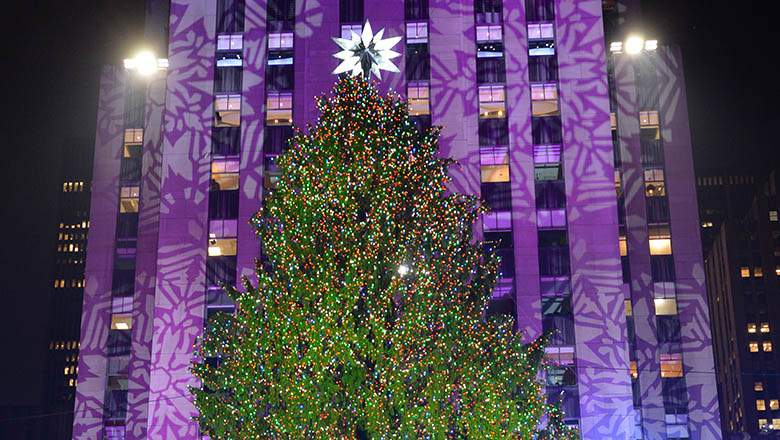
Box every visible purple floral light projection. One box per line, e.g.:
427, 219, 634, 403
144, 1, 215, 437
657, 46, 721, 439
125, 76, 166, 440
555, 0, 634, 437
73, 66, 127, 438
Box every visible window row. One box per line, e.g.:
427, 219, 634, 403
748, 322, 771, 334
749, 341, 774, 353
756, 399, 780, 411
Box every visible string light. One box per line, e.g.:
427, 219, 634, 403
191, 76, 577, 439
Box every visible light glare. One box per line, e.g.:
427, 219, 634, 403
625, 36, 644, 54
124, 50, 168, 76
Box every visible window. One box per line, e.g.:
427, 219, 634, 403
740, 267, 751, 278
209, 190, 239, 219
654, 298, 677, 316
480, 147, 509, 183
625, 300, 633, 316
759, 419, 768, 429
214, 66, 243, 93
531, 83, 558, 116
211, 159, 239, 191
619, 235, 627, 256
405, 0, 429, 20
639, 110, 660, 127
529, 40, 555, 56
755, 382, 765, 392
110, 314, 132, 330
406, 22, 428, 43
528, 23, 554, 40
773, 418, 780, 429
339, 0, 363, 23
537, 209, 566, 229
268, 32, 293, 50
477, 57, 506, 83
216, 0, 245, 33
477, 41, 504, 58
119, 186, 140, 213
266, 92, 292, 125
660, 353, 683, 378
217, 34, 243, 51
479, 118, 508, 146
771, 400, 779, 410
483, 211, 512, 231
268, 0, 295, 29
630, 360, 638, 378
533, 144, 561, 165
408, 82, 430, 116
476, 25, 502, 42
748, 323, 758, 333
758, 399, 767, 411
755, 267, 763, 277
750, 341, 760, 352
478, 85, 505, 118
528, 55, 557, 82
643, 168, 666, 197
776, 265, 780, 276
215, 94, 241, 127
532, 116, 562, 144
475, 0, 503, 24
525, 0, 554, 22
124, 128, 143, 145
761, 323, 771, 333
212, 127, 240, 156
770, 210, 778, 222
208, 238, 237, 257
649, 225, 672, 255
763, 341, 773, 352
665, 413, 689, 439
340, 24, 362, 40
217, 52, 243, 67
406, 43, 430, 80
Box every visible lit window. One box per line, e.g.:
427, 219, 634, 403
771, 400, 779, 411
644, 168, 666, 197
527, 23, 554, 40
649, 225, 672, 255
110, 313, 133, 330
755, 382, 764, 392
763, 341, 773, 352
215, 94, 241, 127
619, 235, 628, 256
208, 238, 237, 257
119, 186, 140, 213
340, 24, 362, 40
482, 211, 512, 231
748, 323, 758, 333
770, 210, 778, 222
217, 34, 243, 51
268, 32, 293, 50
639, 110, 659, 127
625, 300, 632, 316
740, 267, 751, 278
610, 112, 617, 130
480, 147, 509, 183
758, 399, 767, 411
754, 267, 763, 277
630, 360, 638, 378
476, 25, 502, 42
266, 91, 293, 125
759, 419, 768, 429
537, 209, 566, 228
761, 323, 770, 333
478, 85, 505, 119
407, 82, 430, 116
124, 128, 143, 145
660, 353, 683, 378
211, 159, 240, 191
533, 144, 561, 165
531, 83, 558, 116
654, 298, 677, 316
406, 22, 428, 43
750, 341, 759, 352
776, 266, 780, 276
209, 219, 238, 239
773, 418, 780, 430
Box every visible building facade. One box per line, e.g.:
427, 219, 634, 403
705, 171, 780, 438
43, 138, 94, 439
74, 1, 720, 439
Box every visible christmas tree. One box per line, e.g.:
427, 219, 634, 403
192, 75, 577, 438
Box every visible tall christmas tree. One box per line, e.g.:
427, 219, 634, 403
193, 24, 576, 438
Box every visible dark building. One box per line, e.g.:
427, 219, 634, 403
705, 170, 780, 438
697, 174, 758, 252
42, 138, 94, 438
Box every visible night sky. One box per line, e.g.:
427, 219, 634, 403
0, 0, 776, 412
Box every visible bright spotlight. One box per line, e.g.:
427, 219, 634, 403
397, 264, 410, 277
625, 36, 644, 55
124, 50, 168, 76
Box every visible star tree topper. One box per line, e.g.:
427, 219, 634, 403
332, 20, 402, 80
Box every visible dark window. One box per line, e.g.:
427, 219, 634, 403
477, 57, 506, 83
657, 315, 682, 353
111, 258, 136, 296
212, 127, 240, 156
268, 0, 295, 31
546, 386, 580, 418
475, 0, 503, 24
617, 196, 626, 225
104, 388, 128, 422
405, 0, 429, 20
528, 55, 558, 82
339, 0, 363, 23
546, 365, 576, 386
621, 255, 631, 283
542, 296, 575, 346
626, 316, 636, 352
264, 125, 294, 155
217, 0, 245, 33
116, 213, 139, 240
539, 231, 569, 277
107, 329, 131, 357
651, 255, 676, 282
484, 231, 514, 249
214, 67, 243, 93
208, 190, 239, 219
120, 157, 142, 183
479, 118, 509, 145
646, 198, 670, 223
206, 256, 237, 288
532, 116, 562, 144
662, 378, 689, 412
266, 64, 294, 91
481, 182, 512, 211
641, 139, 664, 167
525, 0, 554, 22
123, 83, 145, 128
410, 115, 432, 134
535, 180, 566, 209
406, 44, 430, 80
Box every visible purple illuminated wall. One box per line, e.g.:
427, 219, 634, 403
75, 1, 719, 439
